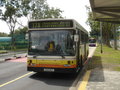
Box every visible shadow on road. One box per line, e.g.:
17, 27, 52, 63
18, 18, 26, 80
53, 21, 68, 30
29, 72, 79, 87
87, 56, 105, 82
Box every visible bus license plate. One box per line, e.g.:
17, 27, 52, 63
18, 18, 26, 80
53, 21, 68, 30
44, 69, 54, 72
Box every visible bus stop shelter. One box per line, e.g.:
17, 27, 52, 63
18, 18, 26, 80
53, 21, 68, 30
89, 0, 120, 23
89, 0, 120, 52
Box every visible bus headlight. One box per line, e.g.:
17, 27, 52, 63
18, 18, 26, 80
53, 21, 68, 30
64, 64, 71, 67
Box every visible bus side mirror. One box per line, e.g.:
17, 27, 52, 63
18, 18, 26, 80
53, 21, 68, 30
74, 35, 79, 42
25, 33, 29, 40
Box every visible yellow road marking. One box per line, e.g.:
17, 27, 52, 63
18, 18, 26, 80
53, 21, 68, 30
0, 72, 33, 88
78, 70, 91, 90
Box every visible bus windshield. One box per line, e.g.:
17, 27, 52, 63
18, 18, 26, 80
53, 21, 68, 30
28, 30, 75, 56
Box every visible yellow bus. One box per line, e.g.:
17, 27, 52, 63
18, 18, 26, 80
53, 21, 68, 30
27, 19, 89, 73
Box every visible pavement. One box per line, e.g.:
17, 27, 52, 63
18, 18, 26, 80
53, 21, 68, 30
86, 70, 120, 90
78, 47, 120, 90
0, 50, 27, 62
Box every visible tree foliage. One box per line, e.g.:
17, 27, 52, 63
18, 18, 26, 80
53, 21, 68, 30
30, 0, 63, 19
13, 27, 28, 42
86, 6, 120, 47
86, 7, 99, 38
0, 32, 8, 37
0, 0, 31, 49
14, 27, 28, 36
0, 0, 63, 49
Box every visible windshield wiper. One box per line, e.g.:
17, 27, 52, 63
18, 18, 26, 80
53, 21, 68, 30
61, 55, 65, 59
33, 55, 37, 58
59, 49, 65, 59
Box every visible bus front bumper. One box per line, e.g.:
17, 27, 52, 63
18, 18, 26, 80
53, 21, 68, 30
27, 67, 78, 73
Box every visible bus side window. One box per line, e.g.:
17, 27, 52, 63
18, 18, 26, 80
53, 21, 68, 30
85, 34, 88, 43
81, 31, 84, 44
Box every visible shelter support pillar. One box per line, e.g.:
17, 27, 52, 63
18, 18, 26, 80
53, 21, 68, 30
113, 24, 117, 50
100, 22, 103, 53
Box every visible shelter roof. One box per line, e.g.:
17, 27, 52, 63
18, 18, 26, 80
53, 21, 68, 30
89, 0, 120, 23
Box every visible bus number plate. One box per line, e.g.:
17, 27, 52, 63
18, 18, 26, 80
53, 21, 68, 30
44, 69, 54, 72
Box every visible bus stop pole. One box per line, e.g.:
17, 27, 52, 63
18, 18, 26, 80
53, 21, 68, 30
100, 22, 103, 53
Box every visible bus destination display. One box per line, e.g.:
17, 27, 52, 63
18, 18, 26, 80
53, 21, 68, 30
28, 20, 73, 29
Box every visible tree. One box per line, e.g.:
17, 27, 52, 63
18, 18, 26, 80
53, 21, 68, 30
14, 27, 27, 40
0, 32, 8, 37
86, 6, 119, 47
0, 0, 31, 49
30, 0, 63, 19
86, 6, 100, 39
14, 27, 28, 35
101, 22, 113, 47
0, 0, 63, 50
13, 27, 28, 45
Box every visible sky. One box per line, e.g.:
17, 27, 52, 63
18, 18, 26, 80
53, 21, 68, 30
0, 0, 91, 34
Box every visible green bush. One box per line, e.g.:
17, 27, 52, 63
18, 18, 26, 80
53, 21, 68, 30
0, 40, 28, 50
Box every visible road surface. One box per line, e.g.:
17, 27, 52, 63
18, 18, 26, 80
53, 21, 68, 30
0, 47, 96, 90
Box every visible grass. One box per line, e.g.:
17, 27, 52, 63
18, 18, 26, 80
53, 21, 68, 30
9, 48, 28, 51
114, 67, 120, 71
88, 45, 120, 71
0, 50, 8, 54
0, 48, 27, 54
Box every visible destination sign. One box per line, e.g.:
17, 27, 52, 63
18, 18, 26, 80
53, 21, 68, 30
28, 20, 73, 29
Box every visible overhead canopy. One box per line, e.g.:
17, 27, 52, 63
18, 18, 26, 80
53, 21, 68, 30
89, 0, 120, 23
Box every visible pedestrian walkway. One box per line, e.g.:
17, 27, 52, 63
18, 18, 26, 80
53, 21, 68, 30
86, 70, 120, 90
0, 50, 27, 62
85, 45, 120, 90
8, 57, 27, 62
0, 50, 26, 56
